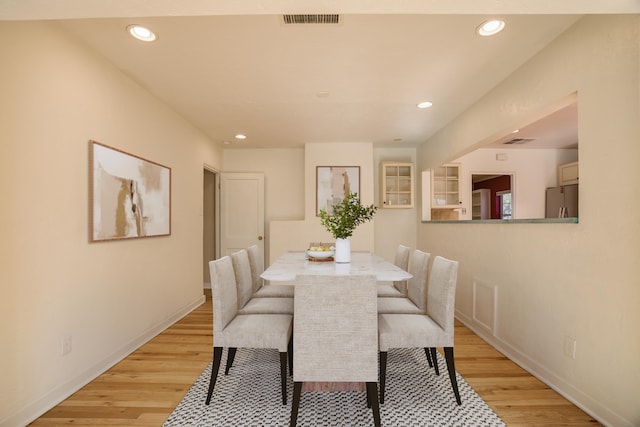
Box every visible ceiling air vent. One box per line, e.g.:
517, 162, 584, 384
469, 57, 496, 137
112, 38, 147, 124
503, 138, 536, 145
283, 14, 340, 25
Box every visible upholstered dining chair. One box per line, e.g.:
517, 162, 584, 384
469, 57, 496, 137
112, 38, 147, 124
378, 256, 461, 405
206, 256, 293, 406
377, 249, 431, 315
231, 249, 294, 315
290, 274, 381, 427
227, 250, 294, 374
247, 244, 295, 298
377, 244, 411, 298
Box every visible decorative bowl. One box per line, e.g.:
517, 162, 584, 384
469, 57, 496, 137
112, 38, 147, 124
306, 249, 335, 259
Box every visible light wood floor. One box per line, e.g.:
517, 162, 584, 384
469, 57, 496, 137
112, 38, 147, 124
31, 291, 599, 426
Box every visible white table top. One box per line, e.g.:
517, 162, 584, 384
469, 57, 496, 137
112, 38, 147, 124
261, 251, 412, 282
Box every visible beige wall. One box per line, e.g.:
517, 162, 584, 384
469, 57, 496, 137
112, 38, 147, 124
373, 147, 418, 261
223, 148, 305, 263
0, 21, 222, 425
269, 142, 376, 264
225, 145, 419, 265
417, 15, 639, 426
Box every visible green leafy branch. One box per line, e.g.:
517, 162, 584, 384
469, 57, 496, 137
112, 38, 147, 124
319, 192, 377, 240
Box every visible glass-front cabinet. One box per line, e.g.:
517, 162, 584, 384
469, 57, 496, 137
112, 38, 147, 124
432, 163, 461, 208
380, 162, 414, 208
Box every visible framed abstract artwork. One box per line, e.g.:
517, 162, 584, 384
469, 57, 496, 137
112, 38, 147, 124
316, 166, 360, 216
89, 140, 171, 242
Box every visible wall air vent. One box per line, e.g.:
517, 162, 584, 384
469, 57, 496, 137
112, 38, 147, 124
283, 14, 340, 24
503, 138, 536, 145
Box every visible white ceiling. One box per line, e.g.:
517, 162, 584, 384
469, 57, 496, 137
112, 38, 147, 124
5, 2, 633, 149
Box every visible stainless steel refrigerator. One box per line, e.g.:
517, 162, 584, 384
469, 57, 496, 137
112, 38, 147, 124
545, 184, 578, 218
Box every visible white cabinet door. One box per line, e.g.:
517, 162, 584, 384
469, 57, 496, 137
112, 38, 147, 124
431, 163, 461, 208
558, 161, 579, 186
380, 162, 414, 208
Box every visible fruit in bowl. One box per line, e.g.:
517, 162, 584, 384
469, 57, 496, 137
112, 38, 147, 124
307, 244, 335, 259
309, 245, 332, 252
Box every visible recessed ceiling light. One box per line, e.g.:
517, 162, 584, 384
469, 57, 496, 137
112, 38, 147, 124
235, 134, 247, 140
417, 101, 433, 109
512, 129, 520, 134
477, 20, 505, 36
223, 140, 233, 145
127, 25, 157, 42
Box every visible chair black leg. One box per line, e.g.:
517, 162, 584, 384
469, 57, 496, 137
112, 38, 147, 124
225, 347, 237, 375
444, 347, 462, 405
366, 382, 382, 427
366, 382, 372, 408
379, 351, 387, 404
279, 352, 288, 405
424, 347, 433, 367
205, 347, 223, 405
290, 381, 303, 427
288, 336, 294, 376
429, 347, 440, 375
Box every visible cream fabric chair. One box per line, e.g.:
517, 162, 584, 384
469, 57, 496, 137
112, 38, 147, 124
247, 244, 295, 298
231, 249, 294, 315
377, 244, 411, 298
206, 256, 293, 406
378, 256, 461, 405
377, 249, 431, 314
226, 250, 294, 375
290, 274, 381, 427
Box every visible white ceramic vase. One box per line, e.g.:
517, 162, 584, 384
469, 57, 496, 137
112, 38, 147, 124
334, 237, 351, 263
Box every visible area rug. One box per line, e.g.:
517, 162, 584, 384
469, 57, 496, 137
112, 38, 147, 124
164, 348, 506, 426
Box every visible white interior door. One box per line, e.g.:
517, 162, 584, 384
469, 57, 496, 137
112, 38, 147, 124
220, 173, 265, 257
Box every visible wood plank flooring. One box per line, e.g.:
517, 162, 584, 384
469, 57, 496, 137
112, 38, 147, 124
31, 291, 599, 426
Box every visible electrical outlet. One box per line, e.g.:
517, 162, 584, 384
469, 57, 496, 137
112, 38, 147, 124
564, 336, 576, 359
61, 336, 72, 356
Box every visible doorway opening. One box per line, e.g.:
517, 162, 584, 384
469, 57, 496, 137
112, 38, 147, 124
203, 168, 219, 289
472, 174, 513, 219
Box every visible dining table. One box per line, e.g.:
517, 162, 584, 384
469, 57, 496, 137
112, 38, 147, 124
261, 250, 412, 394
260, 250, 413, 283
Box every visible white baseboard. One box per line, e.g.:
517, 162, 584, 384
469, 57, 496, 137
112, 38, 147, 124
455, 310, 633, 427
1, 294, 206, 427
